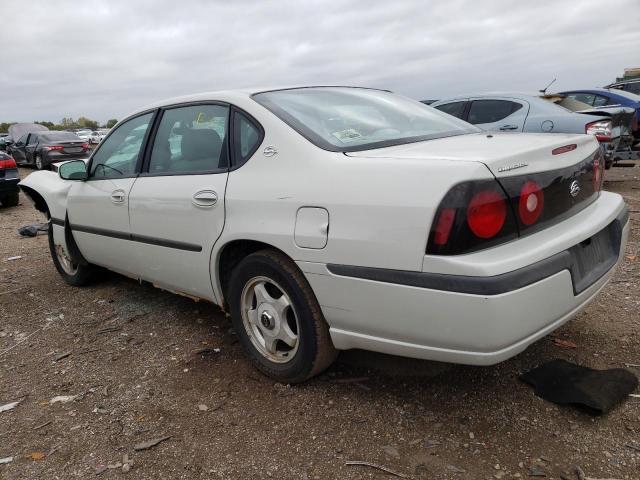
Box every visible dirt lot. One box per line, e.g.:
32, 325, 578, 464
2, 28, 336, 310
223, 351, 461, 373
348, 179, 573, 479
1, 166, 639, 480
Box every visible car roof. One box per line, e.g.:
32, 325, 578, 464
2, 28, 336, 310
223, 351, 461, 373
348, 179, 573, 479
560, 88, 640, 102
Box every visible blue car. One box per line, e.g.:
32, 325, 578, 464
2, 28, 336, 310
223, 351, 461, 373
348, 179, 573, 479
559, 88, 640, 142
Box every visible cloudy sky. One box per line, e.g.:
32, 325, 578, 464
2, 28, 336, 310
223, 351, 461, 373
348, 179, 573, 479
2, 0, 639, 123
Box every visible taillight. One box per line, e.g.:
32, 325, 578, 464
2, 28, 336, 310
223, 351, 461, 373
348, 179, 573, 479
44, 145, 65, 151
518, 181, 544, 226
0, 157, 17, 169
585, 120, 612, 142
427, 180, 518, 255
467, 190, 507, 238
81, 143, 89, 150
552, 144, 577, 155
593, 150, 604, 192
432, 208, 456, 245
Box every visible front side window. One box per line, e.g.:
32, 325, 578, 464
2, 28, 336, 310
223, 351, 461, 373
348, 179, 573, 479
253, 87, 478, 152
592, 95, 609, 107
90, 113, 153, 179
16, 134, 28, 145
148, 105, 229, 174
434, 101, 467, 119
27, 134, 38, 145
467, 100, 522, 125
232, 111, 262, 167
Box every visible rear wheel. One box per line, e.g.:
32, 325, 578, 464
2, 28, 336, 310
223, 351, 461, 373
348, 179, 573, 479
48, 223, 96, 286
1, 193, 19, 207
228, 249, 337, 383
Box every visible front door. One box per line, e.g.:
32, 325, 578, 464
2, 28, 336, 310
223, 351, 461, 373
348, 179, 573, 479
127, 104, 231, 301
66, 112, 155, 275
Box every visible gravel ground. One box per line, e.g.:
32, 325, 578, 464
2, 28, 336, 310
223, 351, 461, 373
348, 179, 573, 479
0, 165, 639, 480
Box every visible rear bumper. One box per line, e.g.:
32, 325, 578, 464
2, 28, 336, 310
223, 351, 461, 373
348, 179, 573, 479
299, 193, 629, 365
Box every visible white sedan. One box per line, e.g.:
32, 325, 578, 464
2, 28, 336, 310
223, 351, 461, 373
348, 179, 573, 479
19, 87, 629, 383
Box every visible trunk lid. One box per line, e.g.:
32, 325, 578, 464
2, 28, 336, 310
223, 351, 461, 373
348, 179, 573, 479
345, 131, 599, 178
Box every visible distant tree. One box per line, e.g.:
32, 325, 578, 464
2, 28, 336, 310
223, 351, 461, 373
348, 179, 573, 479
105, 119, 118, 128
76, 117, 99, 129
0, 122, 14, 133
61, 117, 76, 129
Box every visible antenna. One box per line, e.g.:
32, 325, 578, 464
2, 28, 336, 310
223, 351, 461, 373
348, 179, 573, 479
539, 78, 557, 94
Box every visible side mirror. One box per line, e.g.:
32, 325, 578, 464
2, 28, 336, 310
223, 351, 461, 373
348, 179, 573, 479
59, 160, 88, 180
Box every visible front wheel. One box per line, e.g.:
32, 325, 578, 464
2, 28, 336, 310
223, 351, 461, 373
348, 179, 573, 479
48, 223, 97, 286
228, 250, 337, 383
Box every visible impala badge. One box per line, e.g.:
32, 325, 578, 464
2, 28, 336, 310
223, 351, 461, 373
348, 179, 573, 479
569, 180, 580, 197
497, 162, 528, 172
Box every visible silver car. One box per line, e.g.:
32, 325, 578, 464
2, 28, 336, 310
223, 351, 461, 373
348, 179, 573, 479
431, 93, 634, 167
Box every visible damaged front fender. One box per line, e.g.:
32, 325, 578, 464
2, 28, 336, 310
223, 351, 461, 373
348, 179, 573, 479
19, 171, 73, 220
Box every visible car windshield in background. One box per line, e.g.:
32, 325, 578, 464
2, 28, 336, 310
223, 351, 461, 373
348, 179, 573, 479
253, 87, 479, 151
41, 132, 82, 142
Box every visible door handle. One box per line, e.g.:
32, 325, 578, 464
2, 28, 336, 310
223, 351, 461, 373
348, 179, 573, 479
499, 125, 519, 131
110, 189, 126, 204
192, 190, 218, 207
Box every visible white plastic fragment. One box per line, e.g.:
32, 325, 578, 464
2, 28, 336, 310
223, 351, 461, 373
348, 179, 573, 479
0, 457, 13, 464
6, 256, 22, 261
0, 400, 21, 413
50, 395, 79, 404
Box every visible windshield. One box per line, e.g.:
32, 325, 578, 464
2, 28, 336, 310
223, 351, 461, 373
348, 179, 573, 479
253, 87, 479, 151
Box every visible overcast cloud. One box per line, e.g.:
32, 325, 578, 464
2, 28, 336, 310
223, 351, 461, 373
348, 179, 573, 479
1, 0, 639, 123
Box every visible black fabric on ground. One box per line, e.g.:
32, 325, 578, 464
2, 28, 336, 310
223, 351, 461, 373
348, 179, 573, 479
520, 359, 638, 414
18, 223, 48, 237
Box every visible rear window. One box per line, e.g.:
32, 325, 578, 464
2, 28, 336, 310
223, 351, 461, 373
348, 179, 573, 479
41, 132, 82, 142
253, 87, 478, 152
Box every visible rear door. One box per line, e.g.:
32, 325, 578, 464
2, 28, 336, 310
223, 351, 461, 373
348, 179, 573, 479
66, 112, 156, 274
24, 134, 39, 163
127, 103, 233, 301
467, 98, 529, 132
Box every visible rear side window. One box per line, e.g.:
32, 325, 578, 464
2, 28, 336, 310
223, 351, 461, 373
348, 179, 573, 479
27, 134, 38, 145
435, 101, 467, 119
566, 93, 595, 106
467, 100, 522, 125
622, 83, 640, 95
148, 104, 229, 174
232, 111, 262, 167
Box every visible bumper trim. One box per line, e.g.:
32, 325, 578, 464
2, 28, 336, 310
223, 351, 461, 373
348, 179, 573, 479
327, 207, 628, 296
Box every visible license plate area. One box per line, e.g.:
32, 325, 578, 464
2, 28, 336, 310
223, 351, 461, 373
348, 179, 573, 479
568, 218, 622, 294
66, 147, 82, 153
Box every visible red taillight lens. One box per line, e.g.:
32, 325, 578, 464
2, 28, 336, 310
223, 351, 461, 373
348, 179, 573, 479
81, 143, 89, 150
593, 153, 604, 191
0, 157, 17, 169
585, 120, 612, 142
518, 181, 544, 226
432, 208, 456, 245
45, 145, 65, 151
467, 190, 507, 239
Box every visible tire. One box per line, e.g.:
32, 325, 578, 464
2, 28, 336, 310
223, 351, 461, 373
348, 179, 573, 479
1, 193, 19, 207
35, 154, 44, 170
228, 249, 337, 383
48, 223, 96, 286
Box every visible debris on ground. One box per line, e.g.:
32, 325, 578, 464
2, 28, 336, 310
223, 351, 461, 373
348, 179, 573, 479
53, 351, 72, 362
18, 223, 48, 238
28, 451, 46, 461
553, 338, 578, 349
49, 394, 80, 404
197, 404, 208, 411
6, 256, 22, 261
382, 445, 400, 458
0, 400, 21, 413
133, 435, 171, 451
521, 359, 639, 414
345, 460, 412, 479
574, 465, 623, 480
0, 457, 13, 465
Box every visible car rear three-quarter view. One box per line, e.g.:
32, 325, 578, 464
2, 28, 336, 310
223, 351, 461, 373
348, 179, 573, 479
19, 87, 629, 383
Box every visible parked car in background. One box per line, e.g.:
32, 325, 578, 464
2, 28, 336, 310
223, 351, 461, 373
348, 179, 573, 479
89, 129, 109, 144
0, 151, 19, 207
558, 88, 640, 142
10, 131, 89, 170
0, 133, 9, 151
606, 78, 640, 96
75, 130, 93, 142
4, 123, 49, 152
431, 93, 633, 167
19, 87, 628, 383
